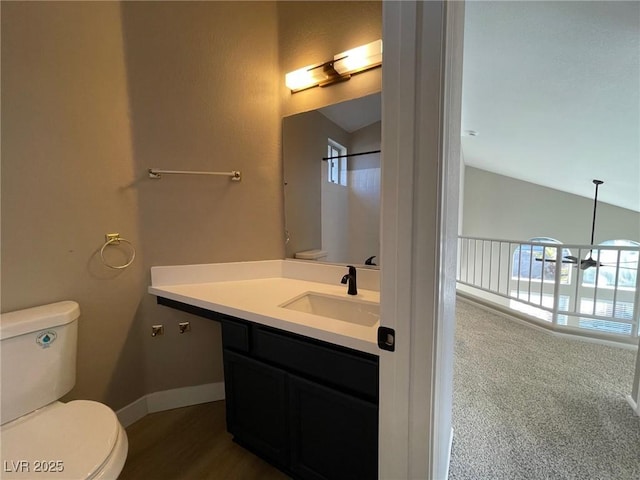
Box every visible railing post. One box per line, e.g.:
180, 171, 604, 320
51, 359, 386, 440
480, 239, 486, 289
551, 246, 563, 328
513, 242, 519, 300
571, 247, 583, 317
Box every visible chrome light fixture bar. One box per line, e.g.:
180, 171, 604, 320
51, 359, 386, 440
285, 39, 382, 93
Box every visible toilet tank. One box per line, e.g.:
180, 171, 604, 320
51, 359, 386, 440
295, 249, 328, 261
0, 301, 80, 425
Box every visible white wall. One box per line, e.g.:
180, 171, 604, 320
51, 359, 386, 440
321, 162, 350, 263
463, 166, 640, 244
348, 121, 381, 265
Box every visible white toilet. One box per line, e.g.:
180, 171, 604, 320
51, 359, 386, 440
294, 249, 328, 261
0, 301, 128, 479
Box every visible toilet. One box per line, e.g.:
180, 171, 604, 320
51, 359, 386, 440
294, 249, 328, 261
0, 301, 128, 479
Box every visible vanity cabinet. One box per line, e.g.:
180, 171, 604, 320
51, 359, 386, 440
221, 318, 379, 480
223, 350, 289, 466
288, 374, 378, 480
155, 297, 379, 480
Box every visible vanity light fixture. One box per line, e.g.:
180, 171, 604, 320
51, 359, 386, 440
285, 61, 345, 93
333, 39, 383, 76
285, 39, 383, 93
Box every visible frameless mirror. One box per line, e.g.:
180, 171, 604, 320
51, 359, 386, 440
283, 92, 381, 267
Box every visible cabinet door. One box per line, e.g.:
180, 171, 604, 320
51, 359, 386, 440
253, 326, 379, 401
289, 375, 378, 480
223, 349, 288, 466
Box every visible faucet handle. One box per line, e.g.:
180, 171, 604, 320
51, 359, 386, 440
345, 265, 357, 295
341, 266, 354, 285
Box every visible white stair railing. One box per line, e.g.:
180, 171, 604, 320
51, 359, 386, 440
457, 236, 640, 341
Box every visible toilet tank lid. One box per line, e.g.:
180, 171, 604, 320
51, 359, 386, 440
0, 301, 80, 340
295, 249, 328, 260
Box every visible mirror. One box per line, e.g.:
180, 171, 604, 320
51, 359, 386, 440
283, 92, 381, 267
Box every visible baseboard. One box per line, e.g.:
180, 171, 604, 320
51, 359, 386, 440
116, 395, 149, 428
116, 382, 225, 428
457, 293, 639, 351
626, 395, 639, 416
146, 382, 226, 413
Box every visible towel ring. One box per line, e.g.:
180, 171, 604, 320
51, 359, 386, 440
100, 234, 136, 270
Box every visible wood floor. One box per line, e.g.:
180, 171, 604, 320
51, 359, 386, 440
119, 401, 290, 480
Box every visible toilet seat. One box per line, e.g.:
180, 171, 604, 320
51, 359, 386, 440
1, 400, 127, 479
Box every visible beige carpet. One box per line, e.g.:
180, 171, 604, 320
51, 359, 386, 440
449, 299, 640, 479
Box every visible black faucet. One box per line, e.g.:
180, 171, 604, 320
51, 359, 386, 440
341, 265, 358, 295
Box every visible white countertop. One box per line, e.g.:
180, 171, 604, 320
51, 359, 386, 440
148, 260, 380, 355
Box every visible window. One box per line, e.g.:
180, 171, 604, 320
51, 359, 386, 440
511, 237, 572, 284
327, 139, 347, 186
579, 297, 635, 321
582, 239, 639, 289
578, 297, 634, 334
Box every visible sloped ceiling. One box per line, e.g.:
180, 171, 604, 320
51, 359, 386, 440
318, 92, 381, 133
462, 1, 640, 212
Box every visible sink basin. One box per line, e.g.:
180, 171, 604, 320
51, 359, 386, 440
280, 292, 379, 327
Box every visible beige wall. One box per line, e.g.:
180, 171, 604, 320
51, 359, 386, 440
278, 1, 382, 117
120, 1, 282, 397
1, 2, 146, 408
1, 1, 382, 411
1, 1, 282, 410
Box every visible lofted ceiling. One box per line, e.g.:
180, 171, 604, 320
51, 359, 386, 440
462, 1, 640, 212
316, 2, 639, 213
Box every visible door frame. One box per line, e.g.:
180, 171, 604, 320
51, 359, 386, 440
379, 1, 465, 478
